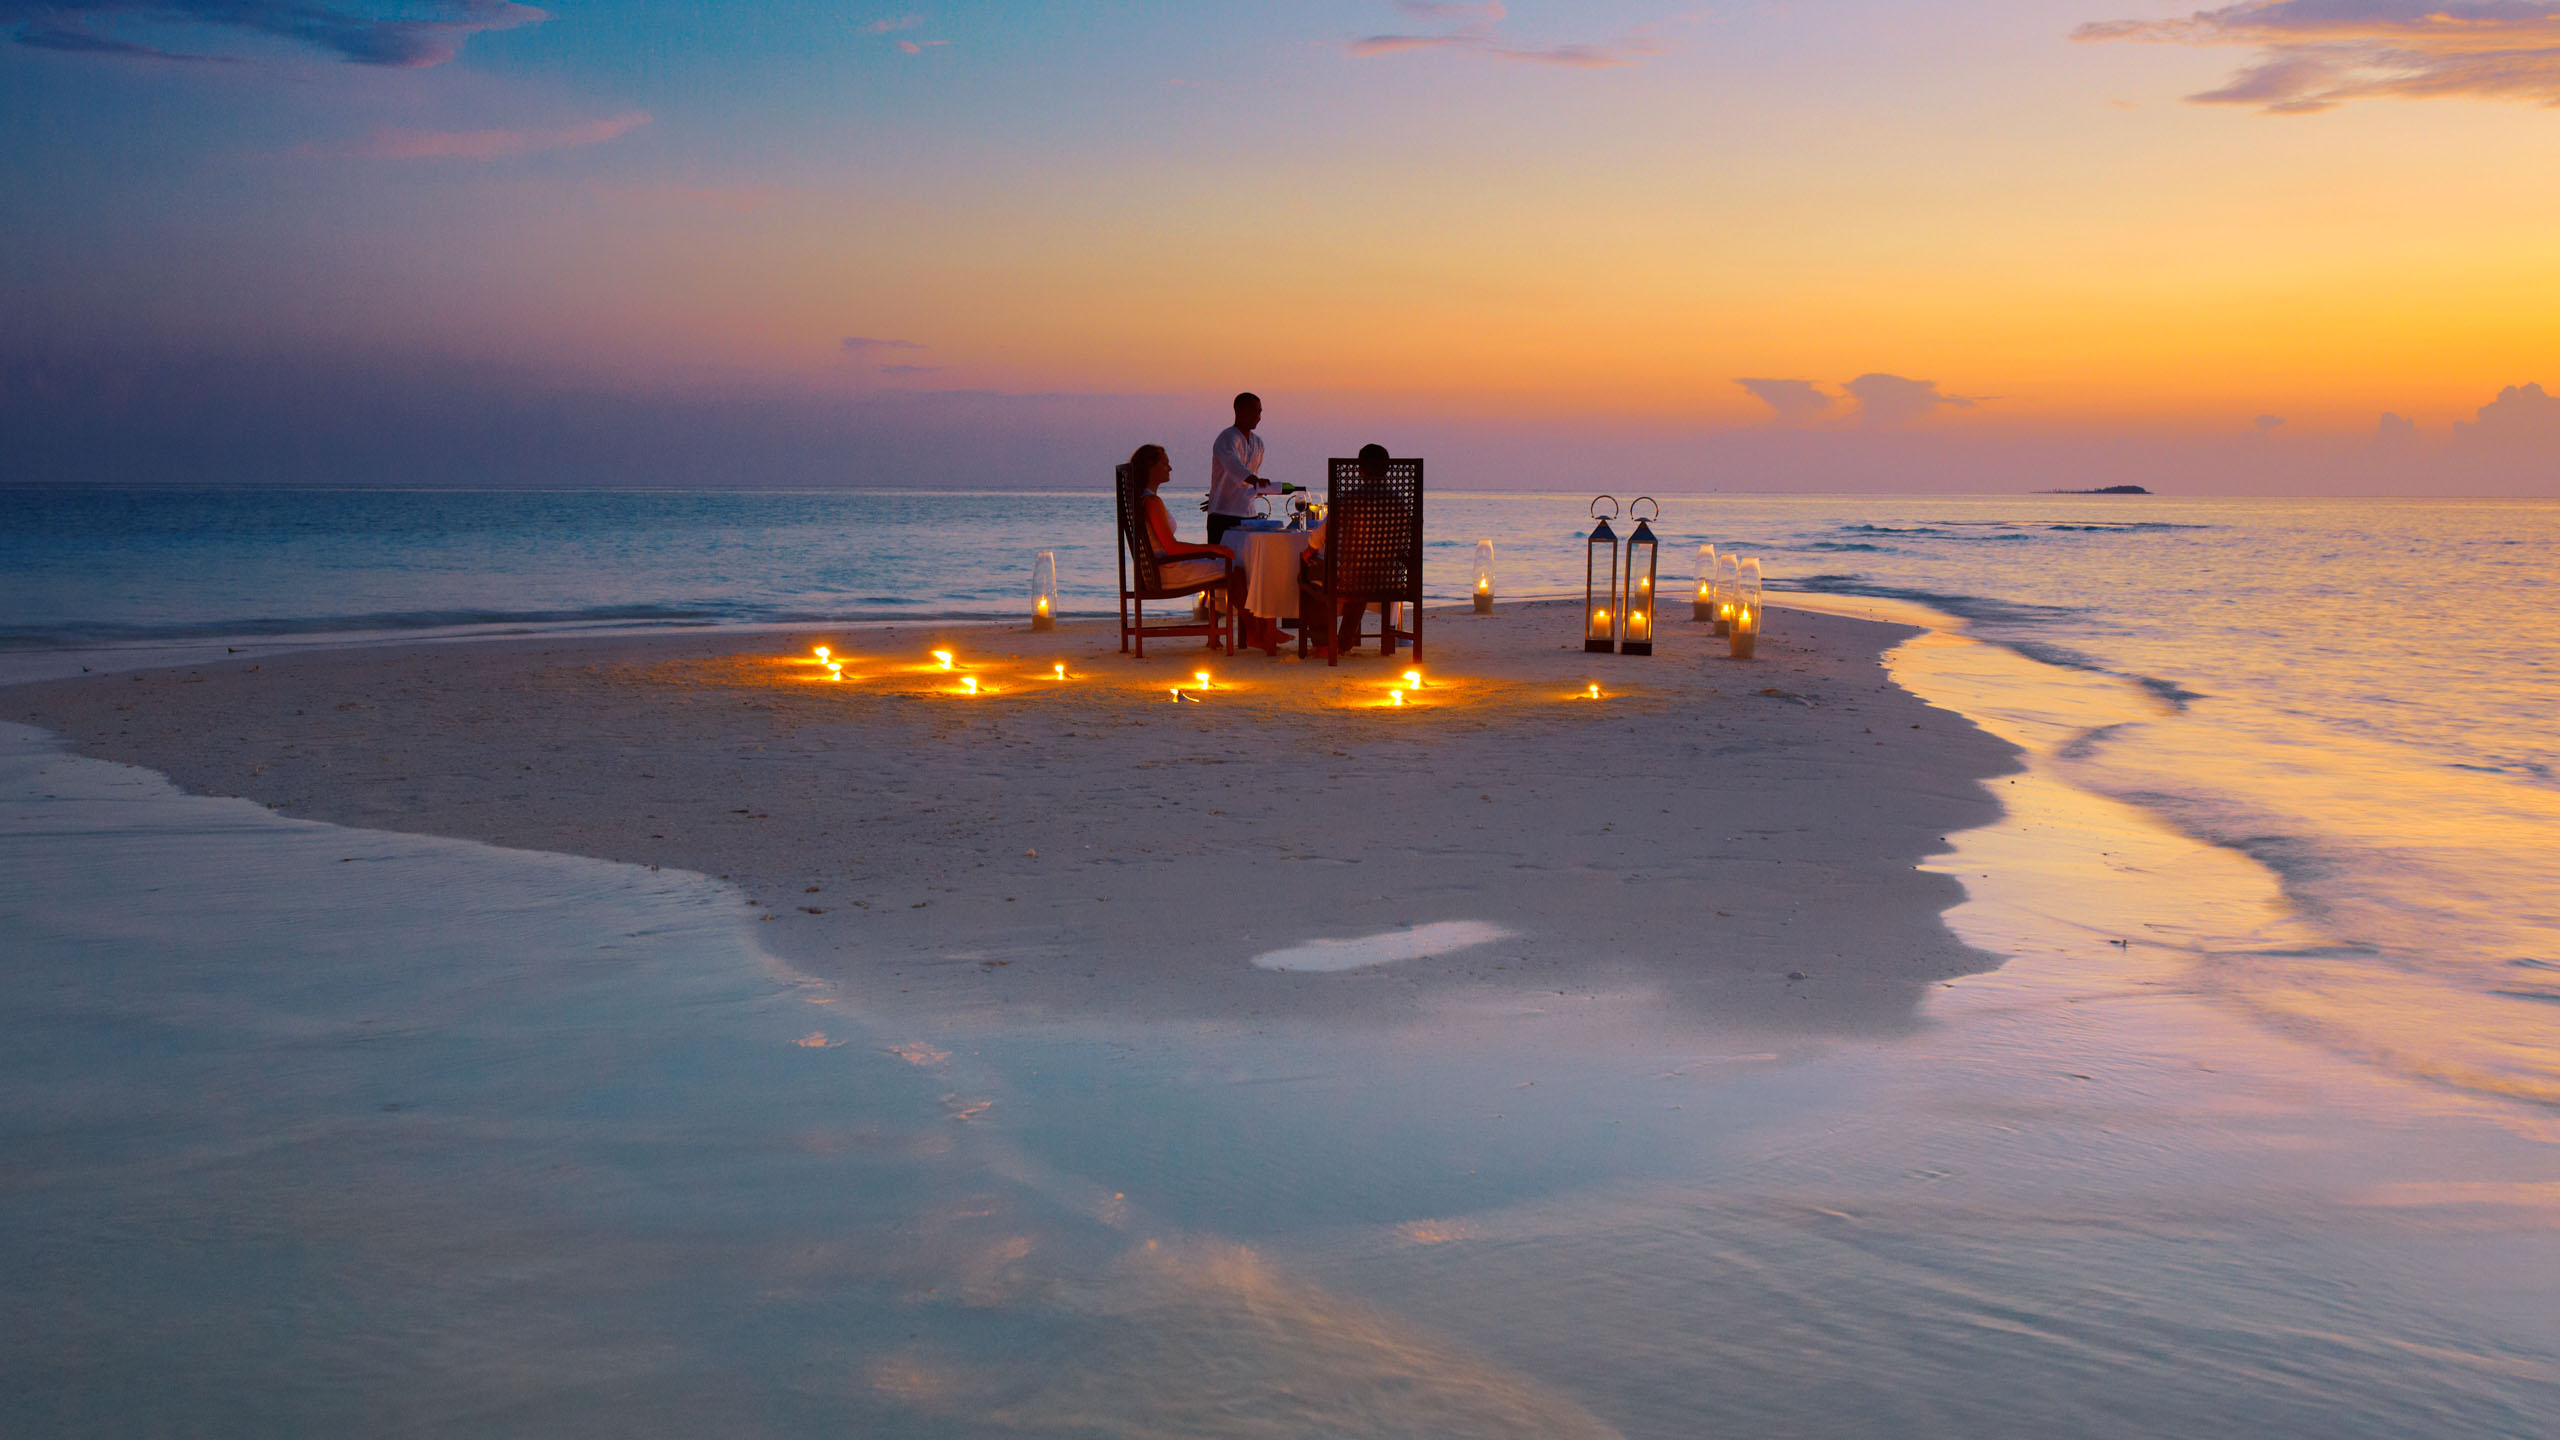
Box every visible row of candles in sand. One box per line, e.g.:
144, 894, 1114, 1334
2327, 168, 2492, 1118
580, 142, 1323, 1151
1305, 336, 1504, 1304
809, 645, 1618, 710
1578, 498, 1763, 659
1694, 546, 1764, 659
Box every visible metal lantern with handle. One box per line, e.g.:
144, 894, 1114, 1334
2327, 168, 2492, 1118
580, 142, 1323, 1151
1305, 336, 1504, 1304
1713, 551, 1741, 636
1584, 496, 1621, 654
1694, 544, 1717, 622
1474, 539, 1496, 614
1730, 557, 1764, 659
1621, 497, 1660, 656
1031, 550, 1059, 631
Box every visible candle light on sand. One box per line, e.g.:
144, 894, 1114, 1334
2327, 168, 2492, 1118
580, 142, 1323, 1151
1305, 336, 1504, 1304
1714, 552, 1740, 636
962, 675, 979, 695
1730, 557, 1763, 660
1031, 550, 1058, 632
933, 650, 954, 671
1404, 670, 1423, 690
1586, 682, 1602, 700
1694, 545, 1717, 622
1194, 670, 1212, 690
1474, 539, 1496, 614
813, 645, 831, 663
1053, 662, 1067, 680
1585, 497, 1621, 654
1390, 690, 1406, 707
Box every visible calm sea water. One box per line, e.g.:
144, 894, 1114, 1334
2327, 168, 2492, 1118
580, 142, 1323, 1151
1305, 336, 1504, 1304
4, 486, 2556, 1112
6, 487, 2559, 1433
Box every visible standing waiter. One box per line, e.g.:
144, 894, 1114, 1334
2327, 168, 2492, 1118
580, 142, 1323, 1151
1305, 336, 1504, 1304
1205, 392, 1290, 545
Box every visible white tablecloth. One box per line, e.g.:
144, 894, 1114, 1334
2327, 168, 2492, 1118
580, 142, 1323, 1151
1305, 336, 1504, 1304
1224, 528, 1307, 620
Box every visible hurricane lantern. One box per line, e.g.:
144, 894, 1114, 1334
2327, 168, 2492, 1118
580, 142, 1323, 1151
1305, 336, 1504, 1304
1031, 550, 1058, 631
1474, 539, 1496, 614
1730, 558, 1764, 660
1621, 498, 1660, 656
1713, 553, 1741, 636
1584, 496, 1622, 654
1694, 545, 1718, 622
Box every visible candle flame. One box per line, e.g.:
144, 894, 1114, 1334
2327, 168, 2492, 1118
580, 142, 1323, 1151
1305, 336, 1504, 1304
1587, 683, 1601, 699
1631, 611, 1645, 625
1740, 607, 1753, 625
933, 650, 954, 670
1476, 578, 1489, 592
1053, 662, 1066, 679
1035, 597, 1050, 614
1194, 671, 1211, 689
1403, 670, 1422, 690
1390, 690, 1405, 707
1592, 608, 1609, 624
813, 645, 830, 661
1169, 687, 1181, 701
962, 676, 979, 694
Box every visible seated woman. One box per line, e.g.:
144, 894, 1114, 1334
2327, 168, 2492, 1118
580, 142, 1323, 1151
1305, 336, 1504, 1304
1130, 443, 1279, 652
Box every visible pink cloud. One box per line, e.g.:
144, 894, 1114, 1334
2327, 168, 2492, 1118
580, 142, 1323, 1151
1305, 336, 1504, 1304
1347, 0, 1663, 67
2075, 1, 2560, 112
353, 110, 650, 160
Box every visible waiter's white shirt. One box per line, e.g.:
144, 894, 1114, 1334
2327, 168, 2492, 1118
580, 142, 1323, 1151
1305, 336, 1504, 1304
1206, 426, 1272, 518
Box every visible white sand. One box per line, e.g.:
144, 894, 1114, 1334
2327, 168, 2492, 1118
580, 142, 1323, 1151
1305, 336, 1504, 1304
11, 600, 2017, 1033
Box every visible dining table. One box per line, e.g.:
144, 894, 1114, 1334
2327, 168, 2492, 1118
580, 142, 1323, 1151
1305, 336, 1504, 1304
1222, 522, 1308, 621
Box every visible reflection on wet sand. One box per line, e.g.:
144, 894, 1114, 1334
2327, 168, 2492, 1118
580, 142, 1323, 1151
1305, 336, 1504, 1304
0, 728, 1627, 1437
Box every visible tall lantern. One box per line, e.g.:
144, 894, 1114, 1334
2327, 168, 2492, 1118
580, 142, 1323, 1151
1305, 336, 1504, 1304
1730, 557, 1764, 659
1474, 539, 1496, 614
1621, 497, 1660, 656
1713, 552, 1741, 636
1694, 544, 1718, 622
1584, 496, 1621, 654
1031, 550, 1059, 631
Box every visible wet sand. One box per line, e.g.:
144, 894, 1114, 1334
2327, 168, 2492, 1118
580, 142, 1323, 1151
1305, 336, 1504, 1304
10, 600, 2015, 1034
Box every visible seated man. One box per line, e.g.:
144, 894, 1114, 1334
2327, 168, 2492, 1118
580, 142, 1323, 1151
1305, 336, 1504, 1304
1299, 443, 1402, 656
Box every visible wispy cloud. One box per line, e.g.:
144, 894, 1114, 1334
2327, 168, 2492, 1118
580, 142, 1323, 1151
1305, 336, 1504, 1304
5, 0, 546, 68
842, 337, 925, 354
1736, 377, 1837, 426
1347, 0, 1666, 68
2074, 1, 2560, 113
1737, 373, 1986, 428
864, 13, 922, 33
1843, 373, 1983, 428
343, 111, 648, 161
877, 363, 946, 376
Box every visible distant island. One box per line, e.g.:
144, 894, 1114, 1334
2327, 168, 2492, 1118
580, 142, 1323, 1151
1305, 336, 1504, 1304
2039, 485, 2151, 494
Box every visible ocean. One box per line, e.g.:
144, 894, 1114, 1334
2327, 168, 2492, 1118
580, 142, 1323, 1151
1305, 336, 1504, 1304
7, 486, 2555, 1111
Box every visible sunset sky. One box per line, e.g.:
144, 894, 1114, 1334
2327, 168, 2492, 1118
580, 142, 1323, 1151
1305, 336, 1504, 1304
5, 0, 2557, 491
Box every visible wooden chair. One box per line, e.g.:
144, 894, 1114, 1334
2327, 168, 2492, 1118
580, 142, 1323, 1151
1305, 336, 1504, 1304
1298, 456, 1423, 665
1115, 462, 1237, 659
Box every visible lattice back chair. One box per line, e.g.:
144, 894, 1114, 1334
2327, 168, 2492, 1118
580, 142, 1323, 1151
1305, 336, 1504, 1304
1114, 461, 1236, 659
1298, 456, 1424, 664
